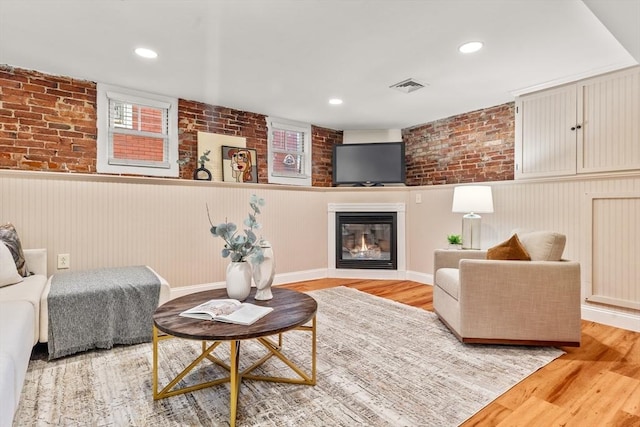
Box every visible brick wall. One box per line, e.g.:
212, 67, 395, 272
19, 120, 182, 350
0, 65, 98, 173
1, 65, 514, 187
402, 103, 515, 185
177, 99, 270, 181
0, 66, 342, 186
312, 125, 342, 187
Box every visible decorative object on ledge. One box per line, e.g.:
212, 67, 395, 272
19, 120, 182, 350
197, 131, 246, 182
193, 150, 212, 181
452, 185, 494, 250
221, 146, 257, 183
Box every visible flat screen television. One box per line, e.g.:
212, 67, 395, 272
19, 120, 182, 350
332, 142, 406, 186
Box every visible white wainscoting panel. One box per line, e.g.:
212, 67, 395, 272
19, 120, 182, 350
585, 193, 640, 310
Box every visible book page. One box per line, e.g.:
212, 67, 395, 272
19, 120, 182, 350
179, 299, 242, 320
217, 303, 274, 326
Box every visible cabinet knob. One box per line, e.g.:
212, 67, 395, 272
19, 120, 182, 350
570, 125, 582, 131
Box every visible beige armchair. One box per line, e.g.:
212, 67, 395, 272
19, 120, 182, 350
433, 231, 581, 347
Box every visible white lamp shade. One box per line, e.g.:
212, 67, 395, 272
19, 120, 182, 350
452, 185, 494, 213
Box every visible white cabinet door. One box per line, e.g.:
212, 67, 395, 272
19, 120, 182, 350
515, 85, 577, 179
578, 67, 640, 173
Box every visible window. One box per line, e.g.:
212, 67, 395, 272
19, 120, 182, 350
112, 103, 133, 129
266, 116, 312, 186
97, 83, 179, 177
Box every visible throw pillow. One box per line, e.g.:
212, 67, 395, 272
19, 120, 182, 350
487, 234, 531, 261
0, 223, 29, 276
0, 241, 23, 287
517, 231, 566, 261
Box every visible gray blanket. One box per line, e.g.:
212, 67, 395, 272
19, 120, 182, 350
48, 266, 161, 360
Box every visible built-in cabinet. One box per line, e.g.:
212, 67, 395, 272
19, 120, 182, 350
515, 66, 640, 179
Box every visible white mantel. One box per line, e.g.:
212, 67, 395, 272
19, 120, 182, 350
328, 203, 406, 279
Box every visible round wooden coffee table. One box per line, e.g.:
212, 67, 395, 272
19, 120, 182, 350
152, 287, 317, 427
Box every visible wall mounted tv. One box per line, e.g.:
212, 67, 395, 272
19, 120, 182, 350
332, 142, 406, 186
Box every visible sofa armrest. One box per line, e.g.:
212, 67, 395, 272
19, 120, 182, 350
458, 259, 581, 305
457, 259, 581, 341
23, 249, 47, 276
434, 249, 487, 272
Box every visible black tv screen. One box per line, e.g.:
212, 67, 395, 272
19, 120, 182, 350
332, 142, 406, 186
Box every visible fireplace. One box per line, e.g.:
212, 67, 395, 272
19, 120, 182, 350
327, 203, 406, 279
336, 212, 397, 270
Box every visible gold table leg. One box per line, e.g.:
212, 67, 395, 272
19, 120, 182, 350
229, 340, 240, 427
153, 315, 317, 426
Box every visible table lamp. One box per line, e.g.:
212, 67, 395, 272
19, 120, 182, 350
452, 185, 494, 250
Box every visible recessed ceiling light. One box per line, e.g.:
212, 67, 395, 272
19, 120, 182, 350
134, 47, 158, 59
458, 41, 483, 54
329, 98, 343, 105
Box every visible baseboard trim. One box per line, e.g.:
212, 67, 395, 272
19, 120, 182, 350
406, 270, 433, 285
169, 268, 428, 299
169, 269, 328, 299
272, 268, 327, 285
581, 305, 640, 333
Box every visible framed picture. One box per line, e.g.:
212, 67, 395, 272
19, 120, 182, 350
197, 132, 246, 181
221, 146, 258, 183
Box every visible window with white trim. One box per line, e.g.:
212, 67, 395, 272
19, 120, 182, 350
97, 83, 179, 177
266, 116, 312, 186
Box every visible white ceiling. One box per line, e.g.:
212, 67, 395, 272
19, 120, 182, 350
0, 0, 638, 131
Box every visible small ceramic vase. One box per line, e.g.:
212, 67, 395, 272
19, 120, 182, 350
226, 261, 252, 301
252, 241, 276, 300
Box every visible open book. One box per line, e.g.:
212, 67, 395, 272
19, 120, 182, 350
179, 299, 273, 326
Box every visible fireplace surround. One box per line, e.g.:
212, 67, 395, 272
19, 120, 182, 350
328, 203, 406, 279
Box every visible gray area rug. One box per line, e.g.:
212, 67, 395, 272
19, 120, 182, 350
15, 286, 564, 426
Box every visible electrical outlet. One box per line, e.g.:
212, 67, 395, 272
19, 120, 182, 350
415, 193, 422, 204
57, 253, 70, 269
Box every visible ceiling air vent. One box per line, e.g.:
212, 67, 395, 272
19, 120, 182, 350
390, 78, 426, 93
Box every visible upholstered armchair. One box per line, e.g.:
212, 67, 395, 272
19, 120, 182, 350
433, 231, 581, 347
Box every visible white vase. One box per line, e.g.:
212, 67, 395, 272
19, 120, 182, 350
226, 261, 252, 301
252, 241, 275, 301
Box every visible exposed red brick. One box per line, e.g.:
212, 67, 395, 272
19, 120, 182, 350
403, 103, 515, 185
2, 66, 515, 186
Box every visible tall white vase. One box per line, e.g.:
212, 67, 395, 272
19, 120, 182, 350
252, 241, 276, 300
226, 261, 252, 301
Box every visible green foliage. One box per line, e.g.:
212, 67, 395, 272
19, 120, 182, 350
447, 234, 462, 245
208, 194, 266, 263
199, 150, 211, 167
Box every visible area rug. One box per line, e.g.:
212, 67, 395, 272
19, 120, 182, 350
14, 286, 564, 426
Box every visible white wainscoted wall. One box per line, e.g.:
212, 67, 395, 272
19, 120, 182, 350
1, 170, 638, 332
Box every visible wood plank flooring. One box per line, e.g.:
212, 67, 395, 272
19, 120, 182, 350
282, 278, 640, 427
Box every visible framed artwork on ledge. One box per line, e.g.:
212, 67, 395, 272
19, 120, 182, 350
221, 146, 258, 183
196, 132, 246, 181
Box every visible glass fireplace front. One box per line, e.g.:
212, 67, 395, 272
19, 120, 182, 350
336, 212, 397, 270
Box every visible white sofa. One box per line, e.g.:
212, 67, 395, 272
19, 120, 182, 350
0, 248, 48, 427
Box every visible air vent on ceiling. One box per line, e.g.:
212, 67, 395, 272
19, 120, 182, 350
389, 78, 426, 93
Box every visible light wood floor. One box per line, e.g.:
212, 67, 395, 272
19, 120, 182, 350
282, 278, 640, 427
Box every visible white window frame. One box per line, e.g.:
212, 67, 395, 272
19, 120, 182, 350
266, 116, 312, 186
96, 83, 179, 177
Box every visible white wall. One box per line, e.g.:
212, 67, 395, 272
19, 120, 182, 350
342, 129, 402, 143
1, 169, 638, 332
